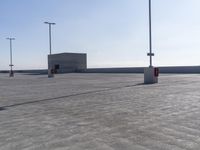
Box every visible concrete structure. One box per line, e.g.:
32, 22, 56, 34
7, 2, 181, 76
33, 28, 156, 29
159, 66, 200, 73
86, 66, 200, 74
144, 67, 158, 84
86, 67, 144, 73
1, 66, 200, 74
48, 53, 87, 73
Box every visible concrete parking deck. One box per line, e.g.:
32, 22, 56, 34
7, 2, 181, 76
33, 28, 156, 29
0, 73, 200, 150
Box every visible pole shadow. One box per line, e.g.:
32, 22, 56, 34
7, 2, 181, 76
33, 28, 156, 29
0, 82, 144, 110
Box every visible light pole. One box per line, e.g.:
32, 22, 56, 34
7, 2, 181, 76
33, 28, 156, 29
147, 0, 154, 67
44, 22, 56, 77
6, 37, 15, 77
44, 22, 56, 55
144, 0, 159, 84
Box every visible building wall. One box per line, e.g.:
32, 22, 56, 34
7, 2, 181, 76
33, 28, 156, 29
48, 53, 87, 73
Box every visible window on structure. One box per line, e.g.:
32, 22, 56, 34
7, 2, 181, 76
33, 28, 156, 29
55, 64, 60, 70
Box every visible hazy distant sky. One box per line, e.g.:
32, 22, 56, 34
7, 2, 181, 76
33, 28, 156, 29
1, 0, 200, 69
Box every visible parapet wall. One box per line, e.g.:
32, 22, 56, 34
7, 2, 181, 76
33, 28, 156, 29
86, 66, 200, 74
159, 66, 200, 73
1, 66, 200, 74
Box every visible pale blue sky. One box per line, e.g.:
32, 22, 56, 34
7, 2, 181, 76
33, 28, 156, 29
1, 0, 200, 70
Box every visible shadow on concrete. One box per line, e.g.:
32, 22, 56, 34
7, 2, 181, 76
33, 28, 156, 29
1, 83, 144, 110
125, 83, 145, 87
0, 107, 6, 111
22, 73, 47, 76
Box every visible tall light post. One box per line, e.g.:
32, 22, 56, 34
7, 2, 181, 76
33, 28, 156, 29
147, 0, 154, 67
144, 0, 159, 84
44, 22, 56, 55
44, 21, 56, 77
6, 37, 15, 77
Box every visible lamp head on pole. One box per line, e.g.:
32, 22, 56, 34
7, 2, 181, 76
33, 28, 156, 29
6, 38, 15, 40
44, 22, 56, 25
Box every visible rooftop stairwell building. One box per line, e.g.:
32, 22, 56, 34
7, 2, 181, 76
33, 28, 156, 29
48, 53, 87, 73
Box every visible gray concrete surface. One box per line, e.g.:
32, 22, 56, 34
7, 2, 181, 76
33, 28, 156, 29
0, 73, 200, 150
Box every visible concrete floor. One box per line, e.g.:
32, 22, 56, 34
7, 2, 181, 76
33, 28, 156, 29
0, 73, 200, 150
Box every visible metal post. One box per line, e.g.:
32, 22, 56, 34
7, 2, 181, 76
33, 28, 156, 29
44, 22, 56, 78
44, 22, 56, 55
6, 38, 15, 77
144, 0, 158, 84
147, 0, 154, 67
10, 40, 12, 70
49, 24, 52, 55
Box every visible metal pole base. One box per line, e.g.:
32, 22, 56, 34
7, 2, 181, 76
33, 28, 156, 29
48, 69, 54, 78
9, 71, 14, 77
144, 67, 158, 84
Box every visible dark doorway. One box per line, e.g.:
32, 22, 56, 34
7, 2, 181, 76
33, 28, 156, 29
54, 64, 60, 73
